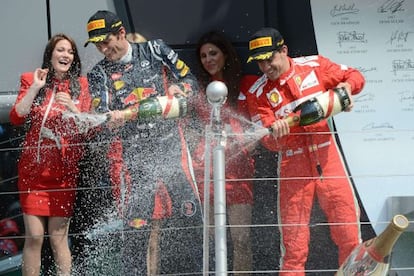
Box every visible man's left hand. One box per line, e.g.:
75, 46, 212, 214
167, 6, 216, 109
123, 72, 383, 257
336, 82, 354, 111
167, 84, 188, 97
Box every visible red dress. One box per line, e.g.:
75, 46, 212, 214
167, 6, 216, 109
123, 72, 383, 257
9, 73, 91, 217
192, 75, 258, 205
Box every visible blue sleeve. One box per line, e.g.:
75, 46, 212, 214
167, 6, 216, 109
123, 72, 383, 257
149, 39, 199, 95
87, 65, 110, 113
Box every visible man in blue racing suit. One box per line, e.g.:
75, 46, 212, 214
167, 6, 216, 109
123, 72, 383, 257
83, 10, 203, 275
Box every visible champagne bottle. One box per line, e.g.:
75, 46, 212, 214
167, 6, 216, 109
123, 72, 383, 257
287, 87, 351, 127
138, 94, 188, 119
268, 87, 350, 133
114, 94, 188, 122
65, 94, 188, 132
336, 214, 410, 276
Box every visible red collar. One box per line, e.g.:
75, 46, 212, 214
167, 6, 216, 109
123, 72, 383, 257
279, 57, 295, 86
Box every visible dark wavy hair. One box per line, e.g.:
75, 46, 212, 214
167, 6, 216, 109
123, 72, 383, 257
196, 31, 242, 107
35, 33, 82, 104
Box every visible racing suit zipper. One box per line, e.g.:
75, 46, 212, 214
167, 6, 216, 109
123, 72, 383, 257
316, 162, 323, 180
308, 136, 323, 180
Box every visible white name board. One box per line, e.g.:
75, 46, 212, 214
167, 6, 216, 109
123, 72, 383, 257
311, 0, 414, 233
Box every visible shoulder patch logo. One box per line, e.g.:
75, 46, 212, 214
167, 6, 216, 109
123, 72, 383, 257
182, 200, 197, 217
266, 88, 283, 107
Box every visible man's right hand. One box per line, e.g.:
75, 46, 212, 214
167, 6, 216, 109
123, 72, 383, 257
270, 119, 290, 139
106, 110, 126, 129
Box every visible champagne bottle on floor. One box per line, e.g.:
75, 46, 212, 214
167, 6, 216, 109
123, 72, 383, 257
336, 214, 409, 276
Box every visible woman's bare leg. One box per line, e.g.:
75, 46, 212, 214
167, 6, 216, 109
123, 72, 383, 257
48, 217, 71, 276
22, 214, 46, 276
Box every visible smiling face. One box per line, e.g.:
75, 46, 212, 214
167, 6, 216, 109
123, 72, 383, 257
51, 39, 74, 79
257, 46, 290, 81
199, 42, 226, 80
95, 28, 128, 62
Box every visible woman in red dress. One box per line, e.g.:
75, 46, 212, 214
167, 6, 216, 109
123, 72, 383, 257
9, 33, 91, 275
192, 31, 258, 275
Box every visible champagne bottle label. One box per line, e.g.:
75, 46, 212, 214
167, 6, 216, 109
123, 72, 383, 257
138, 95, 188, 119
157, 95, 187, 118
138, 97, 163, 119
316, 87, 350, 117
335, 255, 389, 276
335, 87, 351, 111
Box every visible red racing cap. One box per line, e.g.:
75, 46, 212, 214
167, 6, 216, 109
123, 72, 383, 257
247, 27, 285, 63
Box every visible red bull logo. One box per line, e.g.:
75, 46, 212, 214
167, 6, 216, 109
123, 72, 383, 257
123, 87, 156, 105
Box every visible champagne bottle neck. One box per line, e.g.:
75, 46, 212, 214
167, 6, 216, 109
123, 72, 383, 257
369, 214, 409, 261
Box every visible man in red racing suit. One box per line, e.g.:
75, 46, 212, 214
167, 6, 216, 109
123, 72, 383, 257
246, 27, 364, 275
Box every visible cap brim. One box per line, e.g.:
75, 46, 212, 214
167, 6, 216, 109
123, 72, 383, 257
84, 34, 109, 47
246, 51, 274, 63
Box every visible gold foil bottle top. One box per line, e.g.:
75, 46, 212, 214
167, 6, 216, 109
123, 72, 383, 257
392, 214, 409, 232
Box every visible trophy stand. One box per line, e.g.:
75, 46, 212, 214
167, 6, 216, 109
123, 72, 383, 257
202, 81, 229, 276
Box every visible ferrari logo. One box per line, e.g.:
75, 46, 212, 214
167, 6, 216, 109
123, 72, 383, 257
269, 91, 280, 104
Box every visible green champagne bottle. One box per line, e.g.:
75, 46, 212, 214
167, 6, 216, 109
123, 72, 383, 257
137, 94, 188, 119
268, 87, 351, 133
288, 87, 351, 127
65, 94, 189, 132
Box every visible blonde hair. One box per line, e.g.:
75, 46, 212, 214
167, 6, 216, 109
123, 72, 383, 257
126, 32, 147, 43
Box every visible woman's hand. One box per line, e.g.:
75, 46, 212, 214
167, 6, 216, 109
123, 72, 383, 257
15, 68, 48, 117
55, 92, 79, 113
32, 68, 48, 90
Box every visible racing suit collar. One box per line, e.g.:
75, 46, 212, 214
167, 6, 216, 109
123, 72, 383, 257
279, 57, 295, 86
118, 42, 133, 64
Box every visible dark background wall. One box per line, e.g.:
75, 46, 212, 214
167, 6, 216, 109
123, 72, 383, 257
120, 0, 318, 76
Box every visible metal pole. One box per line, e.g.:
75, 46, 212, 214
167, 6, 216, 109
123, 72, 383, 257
205, 81, 229, 276
202, 125, 212, 276
213, 143, 227, 275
